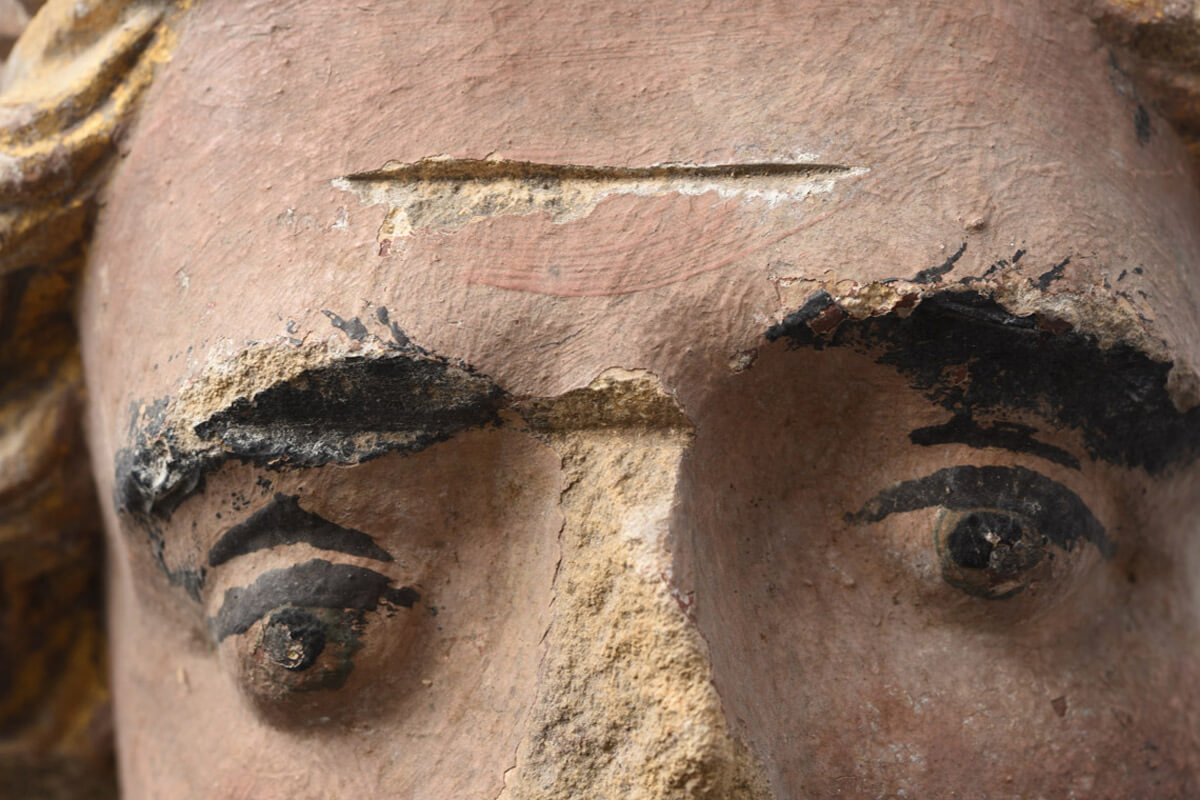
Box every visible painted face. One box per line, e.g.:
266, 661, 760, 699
79, 1, 1200, 797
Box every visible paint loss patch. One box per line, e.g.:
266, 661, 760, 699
333, 157, 865, 243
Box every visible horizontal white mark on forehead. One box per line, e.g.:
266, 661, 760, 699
334, 157, 867, 240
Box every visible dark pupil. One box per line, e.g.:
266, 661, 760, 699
947, 511, 1025, 570
264, 608, 327, 671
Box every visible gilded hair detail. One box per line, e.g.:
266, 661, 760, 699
0, 1, 178, 795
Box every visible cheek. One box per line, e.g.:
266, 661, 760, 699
679, 468, 1186, 796
670, 347, 1200, 794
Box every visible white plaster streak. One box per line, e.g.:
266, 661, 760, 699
333, 158, 866, 240
622, 501, 675, 579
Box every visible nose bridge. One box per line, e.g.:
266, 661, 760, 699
502, 372, 771, 799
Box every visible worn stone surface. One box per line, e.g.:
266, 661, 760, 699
501, 375, 770, 799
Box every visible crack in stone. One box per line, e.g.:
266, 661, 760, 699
333, 157, 866, 241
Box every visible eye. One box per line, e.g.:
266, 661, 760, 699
210, 559, 420, 725
848, 465, 1114, 604
935, 509, 1050, 599
250, 606, 363, 684
231, 604, 372, 719
262, 608, 329, 671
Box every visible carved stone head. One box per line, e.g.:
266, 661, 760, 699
3, 0, 1200, 797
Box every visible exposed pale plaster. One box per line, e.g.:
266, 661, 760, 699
334, 157, 865, 245
501, 371, 771, 800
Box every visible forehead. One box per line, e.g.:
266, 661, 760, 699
81, 0, 1200, 446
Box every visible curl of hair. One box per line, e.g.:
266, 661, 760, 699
0, 1, 178, 796
1089, 0, 1200, 171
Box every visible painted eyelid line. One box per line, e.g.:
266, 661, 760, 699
208, 558, 419, 642
908, 416, 1082, 471
207, 493, 393, 567
846, 464, 1114, 558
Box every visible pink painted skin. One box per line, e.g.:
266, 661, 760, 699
79, 0, 1200, 797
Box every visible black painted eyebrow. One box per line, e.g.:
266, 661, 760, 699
209, 558, 419, 641
116, 348, 507, 519
847, 464, 1114, 557
208, 493, 392, 567
767, 289, 1200, 474
909, 416, 1081, 470
192, 353, 507, 466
